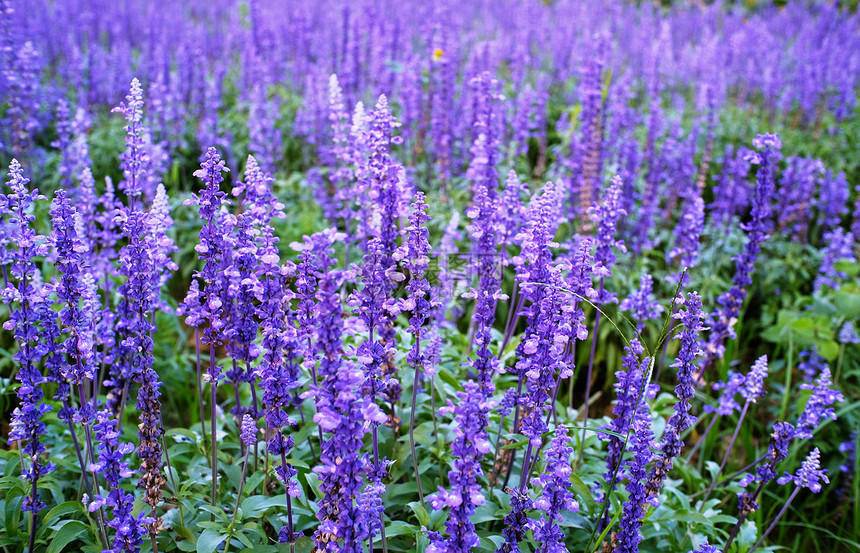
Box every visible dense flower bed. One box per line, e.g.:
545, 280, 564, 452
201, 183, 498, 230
0, 1, 858, 552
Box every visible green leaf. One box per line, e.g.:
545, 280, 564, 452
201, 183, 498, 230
569, 474, 596, 514
436, 368, 463, 392
42, 501, 85, 528
385, 521, 414, 537
833, 259, 859, 277
408, 500, 430, 527
197, 528, 227, 553
47, 520, 88, 553
834, 290, 860, 319
818, 340, 840, 361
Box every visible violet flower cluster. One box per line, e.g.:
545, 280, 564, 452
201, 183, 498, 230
701, 133, 781, 375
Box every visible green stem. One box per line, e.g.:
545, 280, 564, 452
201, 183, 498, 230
779, 336, 793, 421
834, 343, 845, 385
747, 488, 799, 553
223, 451, 250, 553
702, 399, 751, 503
408, 354, 425, 507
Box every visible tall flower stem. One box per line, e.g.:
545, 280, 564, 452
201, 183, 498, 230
685, 414, 718, 463
195, 329, 207, 448
502, 376, 525, 489
223, 448, 250, 553
724, 480, 766, 551
408, 357, 425, 506
210, 345, 218, 509
579, 279, 604, 467
703, 399, 751, 502
779, 337, 793, 420
747, 488, 799, 553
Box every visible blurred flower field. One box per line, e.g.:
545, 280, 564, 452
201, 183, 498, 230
0, 1, 858, 552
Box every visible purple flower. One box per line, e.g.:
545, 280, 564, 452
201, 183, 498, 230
741, 421, 795, 496
224, 182, 264, 419
510, 183, 567, 450
710, 144, 753, 229
616, 401, 656, 553
668, 193, 705, 275
247, 82, 281, 173
49, 189, 97, 389
648, 292, 706, 498
252, 161, 301, 520
796, 367, 843, 439
111, 78, 149, 201
814, 227, 855, 291
531, 425, 579, 552
704, 372, 745, 416
701, 133, 780, 375
570, 44, 606, 222
688, 543, 722, 553
597, 339, 654, 503
1, 160, 55, 514
240, 413, 257, 448
87, 409, 153, 553
179, 147, 232, 384
427, 380, 494, 552
741, 355, 768, 403
839, 323, 859, 345
777, 447, 829, 493
495, 487, 533, 553
798, 349, 828, 384
589, 176, 627, 304
619, 274, 664, 333
328, 74, 356, 226
466, 72, 502, 206
817, 170, 850, 232
400, 192, 440, 374
5, 42, 40, 162
776, 156, 823, 242
839, 432, 857, 475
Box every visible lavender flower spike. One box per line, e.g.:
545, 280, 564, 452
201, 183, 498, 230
778, 447, 829, 492
796, 367, 844, 439
427, 380, 495, 553
619, 274, 663, 333
749, 448, 829, 553
648, 292, 705, 499
531, 425, 579, 553
2, 160, 55, 526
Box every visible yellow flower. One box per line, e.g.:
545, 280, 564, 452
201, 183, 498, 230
433, 48, 444, 62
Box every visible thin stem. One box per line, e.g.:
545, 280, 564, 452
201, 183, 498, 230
430, 378, 442, 486
563, 319, 579, 411
500, 294, 526, 357
502, 376, 525, 490
779, 336, 793, 421
408, 354, 425, 506
195, 328, 207, 445
747, 488, 799, 553
116, 379, 131, 432
161, 432, 186, 528
211, 381, 218, 508
689, 454, 768, 499
64, 405, 91, 496
223, 450, 250, 553
834, 342, 846, 386
27, 478, 37, 553
579, 280, 604, 467
685, 414, 719, 464
518, 443, 534, 492
703, 399, 751, 502
655, 316, 676, 383
724, 480, 766, 551
499, 280, 520, 355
